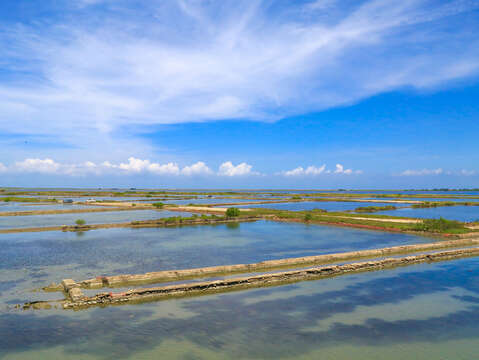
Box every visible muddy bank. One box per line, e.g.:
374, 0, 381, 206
0, 216, 260, 234
52, 247, 479, 309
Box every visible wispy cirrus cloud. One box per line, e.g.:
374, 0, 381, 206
1, 0, 478, 161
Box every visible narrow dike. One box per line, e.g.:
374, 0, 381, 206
57, 247, 479, 309
23, 238, 479, 310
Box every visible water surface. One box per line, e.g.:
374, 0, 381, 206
1, 255, 478, 359
374, 206, 479, 222
235, 201, 398, 212
0, 210, 190, 229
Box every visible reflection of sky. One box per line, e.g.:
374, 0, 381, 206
0, 203, 99, 212
235, 201, 397, 212
1, 258, 479, 359
0, 210, 189, 229
162, 198, 267, 205
0, 221, 428, 306
375, 206, 479, 222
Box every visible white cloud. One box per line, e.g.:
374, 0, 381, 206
106, 157, 181, 175
284, 165, 326, 176
218, 161, 256, 176
0, 0, 478, 159
400, 168, 444, 176
3, 158, 251, 177
181, 161, 212, 176
14, 158, 61, 174
460, 169, 476, 176
283, 163, 360, 176
112, 157, 179, 175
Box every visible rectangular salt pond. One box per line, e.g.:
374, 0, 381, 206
0, 203, 103, 212
162, 198, 269, 205
235, 201, 399, 212
0, 210, 190, 229
374, 205, 479, 222
368, 197, 479, 202
0, 221, 431, 305
1, 254, 479, 359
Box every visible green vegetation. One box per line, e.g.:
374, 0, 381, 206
0, 196, 57, 203
290, 195, 302, 200
75, 219, 86, 226
412, 201, 479, 208
243, 208, 474, 235
226, 207, 240, 217
413, 218, 464, 233
355, 205, 397, 213
152, 202, 164, 209
413, 201, 451, 208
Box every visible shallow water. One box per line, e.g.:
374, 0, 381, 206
0, 203, 101, 212
235, 201, 398, 212
1, 254, 479, 359
373, 197, 479, 202
0, 210, 190, 229
375, 206, 479, 222
162, 198, 268, 205
0, 221, 429, 303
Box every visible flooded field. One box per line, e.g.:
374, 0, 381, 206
1, 189, 478, 359
374, 206, 479, 222
2, 255, 479, 359
162, 198, 268, 205
235, 201, 399, 212
0, 203, 102, 212
0, 210, 189, 229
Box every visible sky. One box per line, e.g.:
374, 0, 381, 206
0, 0, 478, 188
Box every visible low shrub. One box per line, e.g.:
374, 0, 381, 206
304, 213, 313, 222
414, 217, 464, 233
75, 219, 86, 226
226, 207, 240, 217
152, 202, 164, 209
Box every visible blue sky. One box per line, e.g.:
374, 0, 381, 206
0, 0, 478, 188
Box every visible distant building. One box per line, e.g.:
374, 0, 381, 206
63, 199, 74, 204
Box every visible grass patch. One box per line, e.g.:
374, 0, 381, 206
242, 208, 474, 235
0, 196, 57, 203
413, 217, 464, 233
